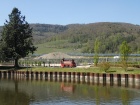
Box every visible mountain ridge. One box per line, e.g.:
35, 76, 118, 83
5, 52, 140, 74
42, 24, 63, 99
0, 22, 140, 54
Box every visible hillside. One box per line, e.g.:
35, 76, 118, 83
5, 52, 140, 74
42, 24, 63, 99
0, 22, 140, 54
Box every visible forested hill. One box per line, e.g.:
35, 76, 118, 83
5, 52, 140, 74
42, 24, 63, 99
0, 22, 140, 54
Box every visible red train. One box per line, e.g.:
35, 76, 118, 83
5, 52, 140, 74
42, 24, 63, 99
60, 58, 76, 68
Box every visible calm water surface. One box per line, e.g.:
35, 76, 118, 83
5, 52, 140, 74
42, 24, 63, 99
0, 79, 140, 105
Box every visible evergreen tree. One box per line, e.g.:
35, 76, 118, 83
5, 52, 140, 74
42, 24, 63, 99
0, 7, 37, 68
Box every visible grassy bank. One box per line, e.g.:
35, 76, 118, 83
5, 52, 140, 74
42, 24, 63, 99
16, 66, 140, 74
0, 65, 140, 74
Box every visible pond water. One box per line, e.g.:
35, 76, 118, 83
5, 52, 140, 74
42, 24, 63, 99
0, 78, 140, 105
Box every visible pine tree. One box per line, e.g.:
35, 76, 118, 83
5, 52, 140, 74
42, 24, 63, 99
0, 7, 37, 68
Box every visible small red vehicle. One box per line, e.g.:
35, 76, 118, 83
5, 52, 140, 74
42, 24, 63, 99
60, 58, 76, 68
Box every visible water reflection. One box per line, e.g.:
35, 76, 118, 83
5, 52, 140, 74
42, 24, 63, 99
0, 80, 32, 105
0, 79, 140, 105
61, 83, 75, 93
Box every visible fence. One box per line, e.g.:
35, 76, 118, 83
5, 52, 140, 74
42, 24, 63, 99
0, 56, 140, 67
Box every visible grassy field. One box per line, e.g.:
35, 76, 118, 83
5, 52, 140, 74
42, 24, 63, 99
34, 40, 81, 54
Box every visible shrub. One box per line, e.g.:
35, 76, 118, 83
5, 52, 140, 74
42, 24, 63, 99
38, 62, 41, 66
121, 61, 128, 71
132, 64, 140, 68
99, 62, 110, 72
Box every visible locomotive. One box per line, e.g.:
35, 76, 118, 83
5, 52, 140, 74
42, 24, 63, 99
60, 58, 76, 68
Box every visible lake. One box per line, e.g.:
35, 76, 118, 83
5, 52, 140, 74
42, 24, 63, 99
0, 78, 140, 105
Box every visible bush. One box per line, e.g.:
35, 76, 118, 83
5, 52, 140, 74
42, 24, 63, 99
38, 62, 41, 66
121, 61, 128, 71
99, 62, 110, 72
132, 64, 140, 68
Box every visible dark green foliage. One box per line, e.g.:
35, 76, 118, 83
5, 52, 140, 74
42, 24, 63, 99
0, 7, 37, 68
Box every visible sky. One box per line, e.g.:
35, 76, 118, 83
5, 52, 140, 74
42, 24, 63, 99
0, 0, 140, 26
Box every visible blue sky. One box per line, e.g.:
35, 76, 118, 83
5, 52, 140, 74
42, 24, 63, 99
0, 0, 140, 26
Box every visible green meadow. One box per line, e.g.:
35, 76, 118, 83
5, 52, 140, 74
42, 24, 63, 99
34, 40, 82, 54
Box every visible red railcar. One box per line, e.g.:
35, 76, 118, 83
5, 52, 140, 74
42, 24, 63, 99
60, 58, 76, 68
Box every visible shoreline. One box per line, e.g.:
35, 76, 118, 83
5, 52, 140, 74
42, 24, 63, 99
0, 70, 140, 89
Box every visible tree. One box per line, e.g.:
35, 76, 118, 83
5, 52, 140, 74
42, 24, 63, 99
119, 41, 131, 61
94, 39, 100, 66
0, 7, 37, 68
119, 41, 131, 71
